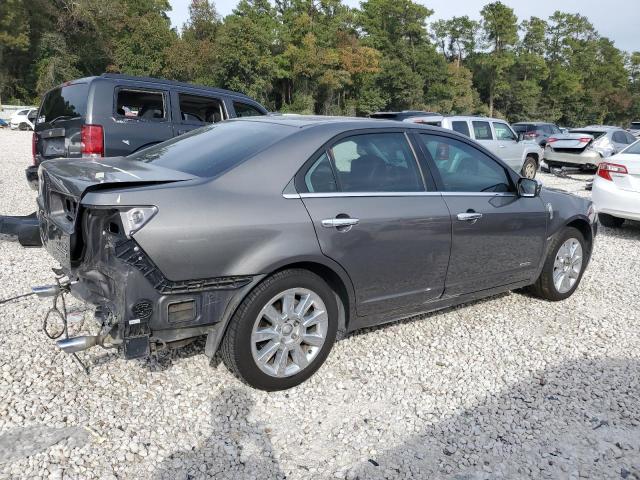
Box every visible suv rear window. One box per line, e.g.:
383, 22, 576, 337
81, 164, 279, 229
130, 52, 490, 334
513, 124, 534, 133
130, 120, 292, 178
39, 83, 89, 123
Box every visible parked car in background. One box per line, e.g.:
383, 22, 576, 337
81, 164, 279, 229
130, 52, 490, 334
627, 121, 640, 138
0, 119, 8, 128
544, 126, 637, 170
10, 108, 36, 130
438, 116, 543, 179
592, 139, 640, 228
27, 73, 268, 189
512, 122, 562, 147
370, 111, 442, 124
35, 116, 596, 390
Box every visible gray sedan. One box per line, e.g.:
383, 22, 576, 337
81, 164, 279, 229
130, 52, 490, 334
36, 117, 597, 390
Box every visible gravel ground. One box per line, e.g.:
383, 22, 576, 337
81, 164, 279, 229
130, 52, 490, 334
1, 129, 639, 479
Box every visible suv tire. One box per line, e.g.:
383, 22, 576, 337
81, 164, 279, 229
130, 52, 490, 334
220, 269, 338, 391
521, 156, 538, 179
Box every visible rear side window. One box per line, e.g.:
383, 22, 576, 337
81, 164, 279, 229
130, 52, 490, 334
39, 83, 89, 123
327, 133, 423, 193
612, 131, 632, 144
512, 124, 533, 133
179, 93, 225, 124
473, 121, 493, 140
417, 134, 512, 193
233, 102, 264, 118
116, 89, 166, 121
130, 121, 292, 178
451, 121, 470, 137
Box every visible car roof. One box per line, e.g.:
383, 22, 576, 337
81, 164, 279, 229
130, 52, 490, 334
444, 115, 508, 122
53, 74, 257, 101
573, 126, 621, 132
370, 111, 440, 119
234, 115, 451, 132
513, 122, 553, 126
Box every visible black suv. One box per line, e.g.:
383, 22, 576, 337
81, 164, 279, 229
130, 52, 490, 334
27, 74, 268, 189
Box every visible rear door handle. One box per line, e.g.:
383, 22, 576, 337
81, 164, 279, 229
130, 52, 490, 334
321, 218, 359, 228
457, 213, 483, 222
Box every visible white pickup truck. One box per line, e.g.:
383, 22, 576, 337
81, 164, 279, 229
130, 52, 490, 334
398, 114, 544, 179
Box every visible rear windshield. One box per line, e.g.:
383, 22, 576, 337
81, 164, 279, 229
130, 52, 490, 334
130, 120, 293, 177
39, 83, 89, 123
513, 124, 534, 132
570, 130, 606, 140
631, 122, 640, 129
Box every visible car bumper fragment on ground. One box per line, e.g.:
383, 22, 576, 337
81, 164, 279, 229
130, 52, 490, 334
0, 130, 639, 479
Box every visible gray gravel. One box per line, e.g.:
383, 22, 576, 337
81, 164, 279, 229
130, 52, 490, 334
1, 129, 640, 479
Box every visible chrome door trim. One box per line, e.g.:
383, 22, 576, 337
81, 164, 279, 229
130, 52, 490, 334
321, 218, 360, 228
283, 191, 517, 199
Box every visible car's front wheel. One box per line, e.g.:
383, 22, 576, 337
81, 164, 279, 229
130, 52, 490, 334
521, 156, 538, 179
598, 213, 624, 228
220, 269, 338, 390
528, 227, 587, 301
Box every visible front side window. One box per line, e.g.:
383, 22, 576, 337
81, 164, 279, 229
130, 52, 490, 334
451, 121, 470, 137
233, 101, 264, 118
328, 133, 423, 192
179, 93, 225, 124
473, 121, 493, 140
493, 122, 517, 141
116, 89, 166, 121
417, 134, 512, 193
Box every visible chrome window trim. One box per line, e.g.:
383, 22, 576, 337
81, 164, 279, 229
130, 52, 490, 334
283, 191, 516, 199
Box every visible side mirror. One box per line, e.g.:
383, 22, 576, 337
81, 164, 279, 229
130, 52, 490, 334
518, 177, 541, 197
517, 132, 525, 142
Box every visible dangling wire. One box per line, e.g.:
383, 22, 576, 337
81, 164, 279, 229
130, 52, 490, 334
0, 292, 35, 305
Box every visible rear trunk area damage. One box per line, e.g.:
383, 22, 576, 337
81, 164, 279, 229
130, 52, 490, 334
35, 158, 254, 362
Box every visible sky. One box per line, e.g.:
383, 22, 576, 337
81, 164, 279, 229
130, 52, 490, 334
167, 0, 638, 53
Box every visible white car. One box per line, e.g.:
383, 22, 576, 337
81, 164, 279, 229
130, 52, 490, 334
9, 108, 36, 130
592, 141, 640, 228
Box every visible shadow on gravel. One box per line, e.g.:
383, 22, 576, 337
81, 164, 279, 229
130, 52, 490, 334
600, 220, 640, 239
155, 387, 285, 480
343, 357, 640, 479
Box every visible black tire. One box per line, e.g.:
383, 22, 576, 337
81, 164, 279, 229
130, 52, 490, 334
521, 156, 538, 179
18, 122, 28, 131
527, 227, 587, 301
598, 213, 624, 228
220, 269, 338, 391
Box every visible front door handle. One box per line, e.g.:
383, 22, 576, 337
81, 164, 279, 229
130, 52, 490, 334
457, 213, 483, 222
321, 217, 359, 228
498, 144, 506, 148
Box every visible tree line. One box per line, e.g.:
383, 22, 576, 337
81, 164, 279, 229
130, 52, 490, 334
1, 0, 639, 126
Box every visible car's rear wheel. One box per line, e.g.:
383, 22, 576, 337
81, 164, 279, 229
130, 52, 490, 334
521, 156, 538, 179
527, 227, 587, 301
18, 122, 29, 131
598, 213, 624, 228
220, 269, 338, 391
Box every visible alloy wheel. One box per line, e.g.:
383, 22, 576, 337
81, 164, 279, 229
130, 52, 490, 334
524, 161, 537, 179
552, 238, 583, 294
250, 288, 329, 378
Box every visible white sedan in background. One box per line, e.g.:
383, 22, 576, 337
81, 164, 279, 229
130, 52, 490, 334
592, 140, 640, 228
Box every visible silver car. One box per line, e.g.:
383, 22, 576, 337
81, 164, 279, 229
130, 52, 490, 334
35, 117, 597, 390
544, 126, 637, 170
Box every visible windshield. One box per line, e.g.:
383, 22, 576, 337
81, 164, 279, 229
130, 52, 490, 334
569, 130, 606, 140
39, 83, 89, 123
130, 120, 293, 178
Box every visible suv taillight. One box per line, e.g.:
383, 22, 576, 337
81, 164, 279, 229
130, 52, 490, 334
597, 162, 628, 181
32, 132, 37, 164
81, 124, 104, 157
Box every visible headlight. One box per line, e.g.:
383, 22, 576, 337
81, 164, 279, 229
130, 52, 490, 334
119, 206, 158, 238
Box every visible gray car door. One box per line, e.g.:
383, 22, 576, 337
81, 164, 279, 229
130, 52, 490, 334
492, 121, 522, 171
297, 131, 452, 317
414, 133, 547, 296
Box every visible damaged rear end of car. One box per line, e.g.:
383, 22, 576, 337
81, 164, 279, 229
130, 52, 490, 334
36, 158, 252, 360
